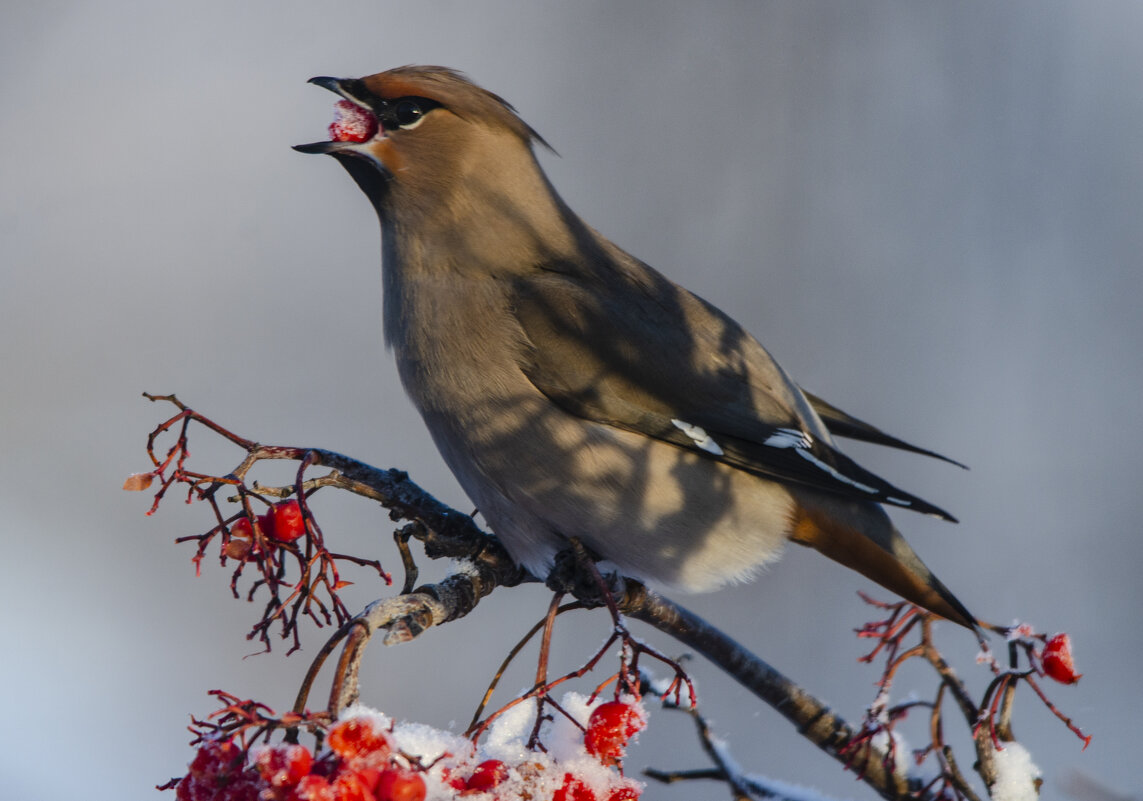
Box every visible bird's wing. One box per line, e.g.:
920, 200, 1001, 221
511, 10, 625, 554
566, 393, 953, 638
510, 264, 957, 522
799, 390, 968, 469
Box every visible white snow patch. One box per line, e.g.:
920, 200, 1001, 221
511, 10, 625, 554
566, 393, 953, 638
546, 692, 595, 763
450, 558, 483, 578
481, 699, 538, 764
1007, 622, 1036, 642
990, 741, 1042, 801
338, 703, 392, 734
391, 720, 471, 766
869, 728, 909, 782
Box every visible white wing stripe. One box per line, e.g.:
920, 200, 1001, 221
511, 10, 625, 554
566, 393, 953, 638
671, 419, 725, 456
764, 427, 881, 495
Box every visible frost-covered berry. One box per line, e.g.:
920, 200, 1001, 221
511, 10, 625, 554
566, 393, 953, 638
332, 771, 376, 801
187, 739, 244, 780
584, 701, 646, 766
553, 773, 597, 801
254, 744, 312, 788
374, 767, 427, 801
465, 759, 509, 792
1041, 633, 1082, 684
229, 517, 254, 540
292, 774, 335, 801
329, 101, 379, 143
606, 788, 641, 801
327, 717, 391, 766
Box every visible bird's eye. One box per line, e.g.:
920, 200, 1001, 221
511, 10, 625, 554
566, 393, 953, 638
378, 96, 440, 132
394, 100, 426, 129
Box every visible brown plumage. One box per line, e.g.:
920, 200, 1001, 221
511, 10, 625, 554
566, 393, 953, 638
295, 65, 977, 629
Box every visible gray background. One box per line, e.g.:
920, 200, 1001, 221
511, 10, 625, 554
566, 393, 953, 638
2, 2, 1139, 799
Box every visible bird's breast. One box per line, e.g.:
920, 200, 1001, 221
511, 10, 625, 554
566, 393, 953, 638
385, 271, 530, 414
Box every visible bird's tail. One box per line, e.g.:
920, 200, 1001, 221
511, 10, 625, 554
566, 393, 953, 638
788, 493, 979, 631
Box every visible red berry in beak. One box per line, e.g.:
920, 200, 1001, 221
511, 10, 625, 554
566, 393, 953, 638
329, 100, 378, 143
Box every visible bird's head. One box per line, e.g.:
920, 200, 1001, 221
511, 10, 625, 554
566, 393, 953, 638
295, 66, 551, 223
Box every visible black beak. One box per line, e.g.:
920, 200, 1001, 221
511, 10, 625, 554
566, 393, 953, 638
292, 140, 344, 155
306, 76, 345, 94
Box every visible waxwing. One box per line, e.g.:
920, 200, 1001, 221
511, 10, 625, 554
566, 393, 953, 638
295, 66, 976, 629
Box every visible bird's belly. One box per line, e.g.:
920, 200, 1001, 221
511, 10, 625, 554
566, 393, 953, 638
416, 380, 795, 592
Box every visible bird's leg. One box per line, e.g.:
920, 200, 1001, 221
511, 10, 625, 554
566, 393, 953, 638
546, 537, 625, 621
393, 521, 424, 594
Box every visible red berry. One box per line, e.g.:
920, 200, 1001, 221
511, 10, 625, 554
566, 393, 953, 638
329, 100, 379, 143
327, 718, 391, 765
353, 768, 383, 792
374, 768, 427, 801
291, 774, 335, 801
257, 511, 276, 540
606, 787, 641, 800
188, 739, 245, 779
271, 499, 307, 543
1042, 633, 1082, 684
226, 517, 264, 559
332, 772, 374, 801
218, 776, 261, 801
255, 744, 313, 788
440, 766, 468, 791
175, 775, 203, 801
229, 517, 254, 540
584, 702, 645, 765
553, 773, 596, 801
465, 759, 509, 792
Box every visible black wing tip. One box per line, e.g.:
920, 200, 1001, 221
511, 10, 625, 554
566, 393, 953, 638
800, 388, 969, 470
919, 448, 970, 471
929, 576, 981, 632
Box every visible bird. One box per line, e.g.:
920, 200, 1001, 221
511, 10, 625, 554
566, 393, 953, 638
294, 65, 976, 629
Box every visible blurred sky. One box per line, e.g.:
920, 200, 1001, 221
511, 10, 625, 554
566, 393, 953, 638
2, 2, 1141, 799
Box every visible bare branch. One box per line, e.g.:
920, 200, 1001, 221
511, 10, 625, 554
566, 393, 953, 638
619, 583, 911, 799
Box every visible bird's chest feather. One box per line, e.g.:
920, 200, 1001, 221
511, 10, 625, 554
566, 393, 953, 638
385, 271, 535, 423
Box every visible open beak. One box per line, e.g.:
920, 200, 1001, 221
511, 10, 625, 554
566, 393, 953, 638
293, 77, 380, 154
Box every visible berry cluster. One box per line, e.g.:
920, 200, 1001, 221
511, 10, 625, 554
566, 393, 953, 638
173, 699, 645, 801
176, 717, 425, 801
226, 500, 307, 560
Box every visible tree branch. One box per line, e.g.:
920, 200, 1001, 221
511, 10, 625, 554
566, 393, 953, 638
619, 583, 910, 799
136, 396, 1085, 800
